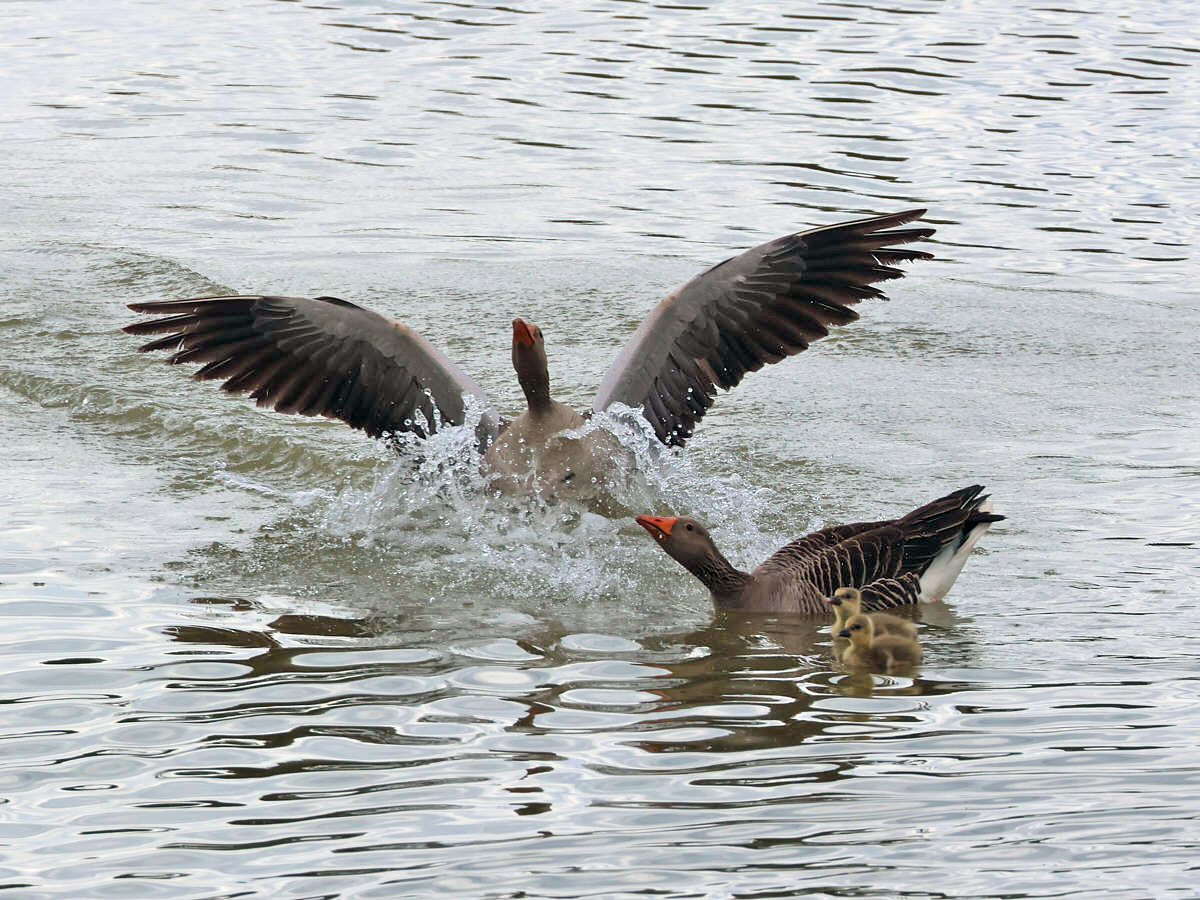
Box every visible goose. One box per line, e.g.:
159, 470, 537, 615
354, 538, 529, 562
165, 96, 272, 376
827, 586, 917, 641
839, 614, 923, 672
635, 485, 1003, 614
124, 210, 933, 497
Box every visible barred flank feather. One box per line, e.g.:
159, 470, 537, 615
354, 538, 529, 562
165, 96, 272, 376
753, 484, 1005, 612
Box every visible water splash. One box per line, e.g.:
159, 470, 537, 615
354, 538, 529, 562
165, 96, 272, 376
309, 403, 780, 606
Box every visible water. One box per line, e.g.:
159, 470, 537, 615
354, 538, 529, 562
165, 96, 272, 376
2, 0, 1199, 896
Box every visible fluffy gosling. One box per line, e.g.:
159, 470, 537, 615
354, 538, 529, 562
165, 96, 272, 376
826, 587, 918, 641
838, 614, 923, 673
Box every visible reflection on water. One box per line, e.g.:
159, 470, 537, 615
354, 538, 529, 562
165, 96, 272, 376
2, 0, 1199, 896
5, 594, 1196, 897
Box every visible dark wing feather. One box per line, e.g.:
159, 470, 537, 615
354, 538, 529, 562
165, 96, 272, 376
893, 484, 1004, 572
593, 209, 934, 446
750, 519, 890, 569
124, 294, 500, 445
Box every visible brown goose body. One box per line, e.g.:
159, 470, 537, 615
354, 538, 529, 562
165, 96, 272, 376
636, 485, 1004, 614
827, 587, 917, 640
124, 211, 934, 496
839, 614, 923, 673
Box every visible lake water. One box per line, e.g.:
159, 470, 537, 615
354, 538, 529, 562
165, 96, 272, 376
2, 0, 1198, 897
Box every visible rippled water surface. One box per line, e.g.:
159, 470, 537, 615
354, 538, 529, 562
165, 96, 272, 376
2, 0, 1199, 896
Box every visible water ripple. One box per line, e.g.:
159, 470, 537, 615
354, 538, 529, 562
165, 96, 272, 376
2, 0, 1199, 896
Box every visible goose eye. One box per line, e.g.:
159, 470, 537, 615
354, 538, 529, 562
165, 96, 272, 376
685, 523, 694, 531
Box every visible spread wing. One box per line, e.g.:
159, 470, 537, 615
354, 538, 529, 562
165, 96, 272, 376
592, 209, 934, 446
125, 294, 501, 446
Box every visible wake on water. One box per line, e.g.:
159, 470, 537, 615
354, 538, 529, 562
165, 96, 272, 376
20, 359, 809, 622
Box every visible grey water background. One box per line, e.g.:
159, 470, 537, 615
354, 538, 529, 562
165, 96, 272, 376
2, 0, 1199, 896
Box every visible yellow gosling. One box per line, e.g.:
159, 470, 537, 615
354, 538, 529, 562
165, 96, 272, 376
838, 614, 923, 673
827, 587, 917, 640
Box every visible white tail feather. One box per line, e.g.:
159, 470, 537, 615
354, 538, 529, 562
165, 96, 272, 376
917, 501, 995, 603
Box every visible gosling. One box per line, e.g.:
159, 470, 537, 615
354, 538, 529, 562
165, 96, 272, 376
826, 587, 918, 641
838, 614, 923, 673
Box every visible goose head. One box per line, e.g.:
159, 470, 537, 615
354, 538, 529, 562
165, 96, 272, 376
826, 586, 862, 632
838, 613, 877, 648
511, 318, 551, 413
827, 586, 864, 617
636, 515, 719, 570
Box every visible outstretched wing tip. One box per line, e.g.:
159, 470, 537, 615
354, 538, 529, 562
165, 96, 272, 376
876, 207, 928, 227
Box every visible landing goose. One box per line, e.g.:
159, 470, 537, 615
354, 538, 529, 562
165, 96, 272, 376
636, 485, 1003, 614
838, 614, 923, 672
125, 210, 933, 495
827, 586, 917, 641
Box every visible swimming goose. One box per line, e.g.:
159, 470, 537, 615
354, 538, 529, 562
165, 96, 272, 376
636, 485, 1002, 614
124, 210, 933, 495
839, 614, 923, 672
827, 586, 917, 641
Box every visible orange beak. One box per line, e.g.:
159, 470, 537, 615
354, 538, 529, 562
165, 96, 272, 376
635, 515, 676, 540
512, 318, 536, 347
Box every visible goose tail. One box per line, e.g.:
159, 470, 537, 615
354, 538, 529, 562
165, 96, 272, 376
916, 493, 1004, 602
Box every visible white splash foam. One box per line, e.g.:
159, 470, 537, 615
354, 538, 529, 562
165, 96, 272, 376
306, 402, 781, 604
